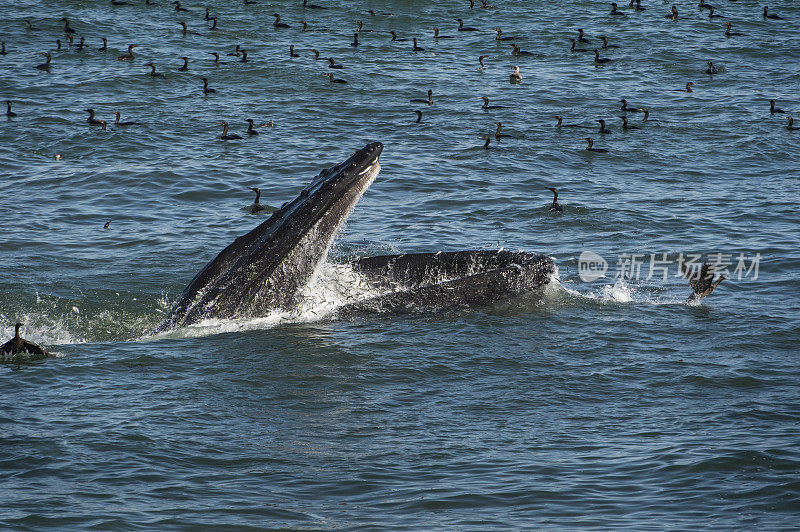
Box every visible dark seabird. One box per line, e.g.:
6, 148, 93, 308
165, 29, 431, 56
55, 39, 62, 50
204, 7, 212, 20
577, 28, 590, 43
98, 120, 108, 131
240, 49, 249, 62
620, 99, 640, 112
62, 17, 76, 34
388, 31, 407, 42
569, 38, 590, 53
104, 221, 111, 229
494, 121, 518, 138
290, 45, 300, 57
479, 55, 487, 68
35, 52, 51, 70
411, 89, 433, 105
724, 22, 742, 37
593, 49, 612, 64
327, 57, 344, 69
219, 121, 242, 140
610, 2, 626, 16
172, 1, 189, 12
178, 56, 189, 71
303, 0, 326, 9
351, 33, 360, 46
85, 108, 102, 125
665, 5, 678, 19
432, 27, 454, 39
145, 62, 166, 78
480, 96, 507, 110
0, 42, 6, 55
545, 187, 563, 212
6, 100, 17, 117
249, 188, 266, 213
273, 14, 290, 28
763, 6, 784, 20
681, 262, 726, 303
705, 61, 718, 74
325, 73, 347, 84
226, 45, 241, 57
117, 44, 138, 61
25, 19, 36, 31
597, 119, 612, 134
769, 100, 784, 114
246, 118, 259, 135
412, 38, 424, 51
553, 115, 584, 128
414, 110, 423, 123
478, 135, 492, 149
456, 18, 478, 31
618, 115, 639, 130
494, 28, 513, 41
786, 117, 799, 131
209, 17, 218, 31
98, 37, 108, 51
707, 7, 725, 19
76, 36, 86, 51
634, 0, 645, 11
209, 52, 222, 63
510, 66, 522, 83
698, 0, 714, 11
1, 323, 54, 362
113, 111, 140, 126
600, 36, 619, 49
584, 137, 607, 152
509, 43, 533, 56
675, 82, 694, 92
201, 77, 216, 94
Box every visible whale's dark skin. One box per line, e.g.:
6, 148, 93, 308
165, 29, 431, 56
155, 143, 555, 332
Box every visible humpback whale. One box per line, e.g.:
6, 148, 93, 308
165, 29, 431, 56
155, 142, 555, 332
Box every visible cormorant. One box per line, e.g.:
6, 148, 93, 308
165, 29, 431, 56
432, 27, 454, 39
290, 45, 300, 57
553, 115, 584, 128
494, 28, 513, 41
620, 99, 640, 112
1, 323, 54, 362
85, 108, 102, 125
584, 137, 607, 152
117, 44, 138, 61
456, 18, 478, 31
480, 96, 507, 110
665, 5, 678, 19
145, 62, 166, 78
769, 100, 784, 114
273, 14, 290, 28
600, 36, 619, 49
681, 262, 726, 303
62, 17, 76, 34
593, 50, 612, 64
351, 33, 360, 46
618, 115, 639, 130
98, 37, 108, 51
201, 77, 216, 94
577, 28, 590, 43
325, 73, 347, 84
610, 2, 626, 16
545, 187, 563, 212
787, 117, 799, 131
510, 65, 521, 83
178, 56, 189, 71
172, 1, 189, 12
249, 188, 266, 214
569, 38, 590, 53
246, 118, 259, 135
412, 38, 424, 51
763, 6, 784, 20
5, 101, 17, 117
35, 52, 51, 70
724, 22, 742, 37
410, 89, 433, 105
597, 119, 612, 134
112, 111, 140, 126
705, 61, 718, 74
478, 135, 491, 149
414, 110, 423, 123
219, 121, 242, 140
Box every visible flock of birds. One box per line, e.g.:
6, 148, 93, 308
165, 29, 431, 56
1, 0, 793, 361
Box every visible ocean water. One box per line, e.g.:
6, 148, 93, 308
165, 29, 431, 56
2, 0, 799, 529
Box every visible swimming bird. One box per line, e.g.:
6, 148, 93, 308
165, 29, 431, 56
180, 22, 201, 36
412, 38, 424, 51
325, 73, 347, 84
479, 55, 488, 68
244, 0, 258, 4
324, 58, 345, 70
675, 82, 694, 92
208, 17, 218, 31
273, 14, 290, 28
640, 108, 651, 121
665, 5, 678, 19
414, 110, 423, 123
62, 17, 76, 34
97, 120, 108, 131
432, 27, 454, 39
242, 119, 258, 136
201, 77, 216, 94
0, 42, 6, 55
597, 119, 612, 134
1, 323, 53, 362
478, 135, 492, 149
620, 99, 640, 112
545, 187, 563, 212
510, 65, 521, 83
681, 262, 726, 303
145, 62, 166, 78
634, 0, 645, 11
25, 19, 36, 31
618, 115, 639, 130
290, 45, 300, 58
178, 56, 189, 71
249, 188, 266, 213
410, 89, 433, 105
5, 101, 17, 117
707, 7, 725, 19
209, 52, 222, 63
204, 7, 212, 20
553, 115, 584, 128
55, 39, 62, 50
35, 52, 51, 70
724, 22, 742, 37
76, 36, 86, 51
456, 18, 478, 31
85, 108, 102, 125
303, 0, 326, 8
705, 61, 718, 74
763, 6, 784, 20
226, 45, 241, 57
387, 31, 407, 42
600, 36, 619, 49
610, 2, 626, 16
351, 33, 360, 46
98, 37, 108, 51
593, 49, 612, 64
494, 28, 513, 41
509, 43, 534, 56
769, 100, 784, 114
104, 221, 111, 229
480, 96, 507, 110
240, 49, 249, 62
172, 1, 189, 12
569, 38, 590, 53
218, 121, 241, 140
117, 44, 138, 61
577, 28, 590, 43
698, 0, 714, 11
494, 121, 518, 139
112, 111, 140, 126
787, 117, 799, 131
584, 137, 608, 152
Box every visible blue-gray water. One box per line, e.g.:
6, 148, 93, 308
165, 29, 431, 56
2, 0, 799, 529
